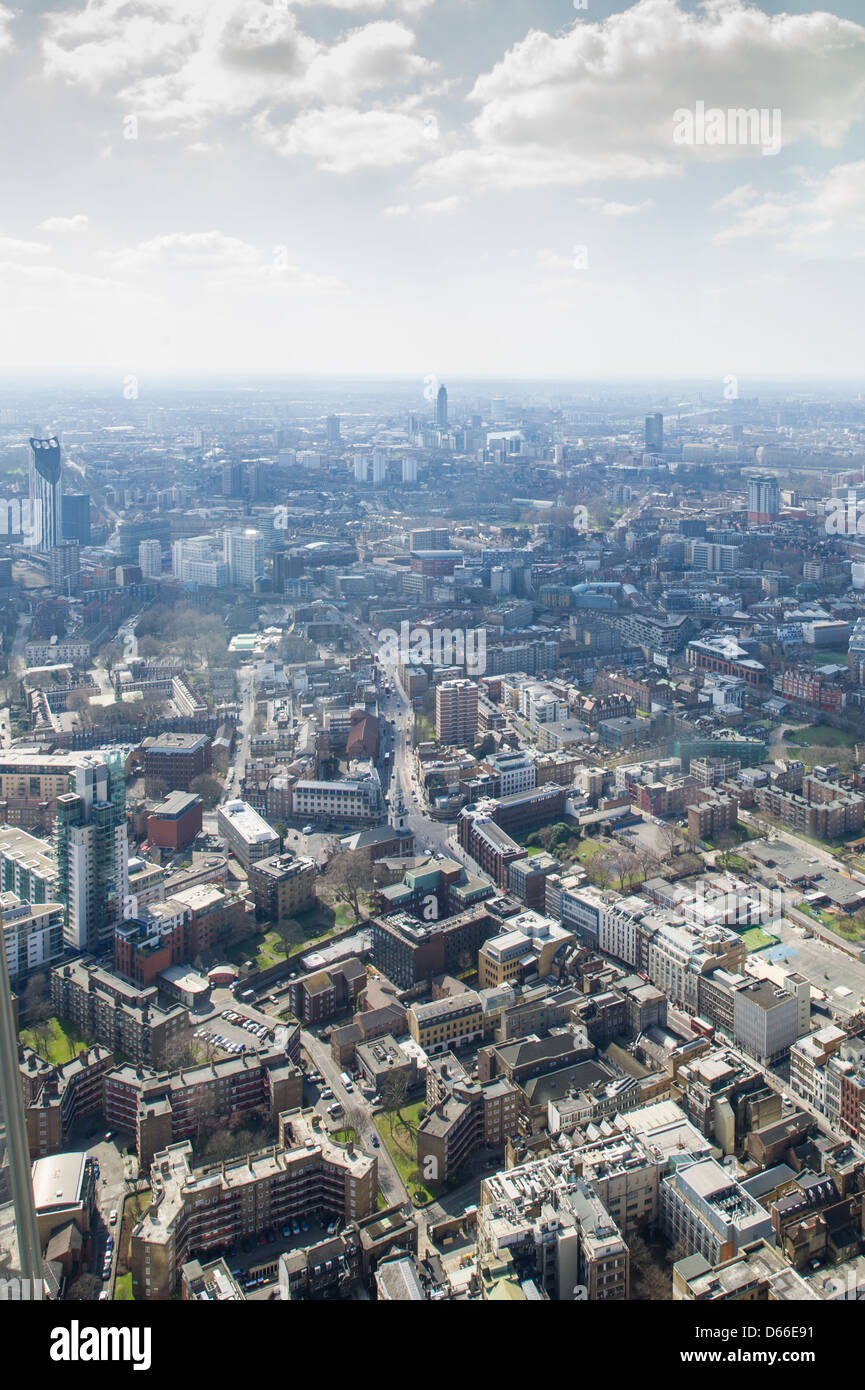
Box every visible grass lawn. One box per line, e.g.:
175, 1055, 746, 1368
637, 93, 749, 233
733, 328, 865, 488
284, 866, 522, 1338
113, 1272, 133, 1301
786, 725, 855, 749
332, 902, 356, 927
375, 1099, 439, 1205
576, 838, 605, 864
525, 846, 543, 857
20, 1016, 93, 1065
226, 905, 339, 972
824, 916, 865, 943
740, 927, 779, 952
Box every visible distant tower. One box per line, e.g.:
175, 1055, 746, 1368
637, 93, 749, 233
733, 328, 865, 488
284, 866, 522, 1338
326, 415, 341, 444
402, 457, 417, 484
747, 474, 780, 525
28, 437, 63, 551
436, 385, 448, 430
645, 413, 663, 452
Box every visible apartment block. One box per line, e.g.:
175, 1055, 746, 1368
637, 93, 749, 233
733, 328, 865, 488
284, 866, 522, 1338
435, 680, 478, 746
131, 1111, 377, 1299
248, 853, 317, 921
140, 733, 212, 791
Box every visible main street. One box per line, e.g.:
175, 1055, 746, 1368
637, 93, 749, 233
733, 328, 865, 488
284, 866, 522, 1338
300, 1026, 407, 1209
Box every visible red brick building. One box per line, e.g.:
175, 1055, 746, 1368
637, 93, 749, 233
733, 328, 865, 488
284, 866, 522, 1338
146, 790, 203, 850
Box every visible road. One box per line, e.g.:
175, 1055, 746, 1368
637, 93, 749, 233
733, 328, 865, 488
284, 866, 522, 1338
368, 617, 494, 877
300, 1026, 407, 1210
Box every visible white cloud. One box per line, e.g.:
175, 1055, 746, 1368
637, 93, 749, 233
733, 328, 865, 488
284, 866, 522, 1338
575, 196, 653, 217
255, 104, 434, 171
109, 230, 346, 294
0, 237, 50, 257
713, 161, 865, 247
291, 0, 435, 14
111, 230, 260, 273
420, 0, 865, 193
42, 1, 434, 139
0, 4, 16, 54
382, 204, 411, 216
37, 214, 89, 233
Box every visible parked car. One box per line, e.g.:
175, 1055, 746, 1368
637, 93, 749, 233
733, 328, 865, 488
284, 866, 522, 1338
109, 1210, 117, 1225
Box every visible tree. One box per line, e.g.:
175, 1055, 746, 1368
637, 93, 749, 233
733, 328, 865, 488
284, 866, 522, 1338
190, 773, 224, 811
342, 1104, 367, 1145
144, 775, 168, 801
656, 821, 680, 863
271, 916, 300, 957
380, 1069, 410, 1133
322, 849, 374, 924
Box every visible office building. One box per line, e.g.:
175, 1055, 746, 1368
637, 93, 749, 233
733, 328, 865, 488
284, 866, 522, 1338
140, 733, 212, 791
145, 791, 203, 851
28, 436, 63, 552
436, 384, 448, 429
217, 800, 280, 871
61, 493, 91, 546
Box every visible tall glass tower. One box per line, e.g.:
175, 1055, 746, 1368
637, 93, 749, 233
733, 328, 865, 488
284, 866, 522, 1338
28, 436, 63, 552
0, 905, 42, 1291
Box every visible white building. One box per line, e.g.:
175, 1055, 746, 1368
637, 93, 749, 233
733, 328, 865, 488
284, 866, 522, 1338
216, 800, 280, 870
223, 529, 264, 589
138, 539, 162, 578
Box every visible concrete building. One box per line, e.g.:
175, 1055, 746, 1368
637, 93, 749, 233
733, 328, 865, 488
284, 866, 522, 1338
217, 800, 280, 870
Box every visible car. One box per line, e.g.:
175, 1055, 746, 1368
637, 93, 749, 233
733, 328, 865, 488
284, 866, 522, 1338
326, 1221, 338, 1236
321, 1087, 333, 1099
109, 1210, 117, 1225
258, 1234, 267, 1245
104, 1132, 113, 1142
302, 825, 314, 834
282, 1226, 293, 1239
291, 1219, 300, 1235
98, 1291, 110, 1301
370, 1135, 379, 1148
222, 1010, 232, 1019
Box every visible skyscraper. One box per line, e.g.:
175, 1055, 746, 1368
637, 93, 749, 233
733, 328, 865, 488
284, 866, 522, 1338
436, 384, 449, 429
326, 414, 341, 443
223, 528, 264, 589
28, 437, 62, 552
0, 908, 43, 1290
353, 454, 368, 483
402, 457, 417, 484
372, 450, 387, 485
645, 413, 664, 452
54, 752, 128, 953
747, 474, 780, 525
61, 492, 91, 545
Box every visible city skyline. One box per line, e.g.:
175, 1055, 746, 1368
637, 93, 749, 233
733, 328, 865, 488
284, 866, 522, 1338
0, 0, 862, 376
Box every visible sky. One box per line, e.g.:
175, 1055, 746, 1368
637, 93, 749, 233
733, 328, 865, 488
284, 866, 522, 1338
1, 0, 865, 383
